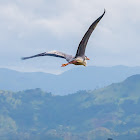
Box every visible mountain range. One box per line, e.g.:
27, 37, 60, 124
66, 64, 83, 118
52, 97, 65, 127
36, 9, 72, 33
1, 74, 140, 140
1, 66, 140, 95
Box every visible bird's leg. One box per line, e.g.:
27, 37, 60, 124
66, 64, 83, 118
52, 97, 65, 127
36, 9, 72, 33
61, 63, 69, 67
69, 60, 77, 64
61, 60, 77, 67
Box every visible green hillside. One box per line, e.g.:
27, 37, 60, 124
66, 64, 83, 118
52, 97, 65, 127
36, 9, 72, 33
0, 75, 140, 140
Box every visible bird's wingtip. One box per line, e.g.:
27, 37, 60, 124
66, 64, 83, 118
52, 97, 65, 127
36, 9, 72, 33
21, 57, 26, 60
104, 8, 106, 14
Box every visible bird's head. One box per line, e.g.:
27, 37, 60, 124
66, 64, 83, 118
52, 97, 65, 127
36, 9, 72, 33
85, 56, 90, 60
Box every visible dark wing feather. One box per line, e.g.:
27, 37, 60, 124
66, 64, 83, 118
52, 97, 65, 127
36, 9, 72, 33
21, 51, 73, 61
21, 52, 49, 60
75, 9, 105, 57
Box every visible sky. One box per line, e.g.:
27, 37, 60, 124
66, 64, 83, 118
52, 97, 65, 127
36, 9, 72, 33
0, 0, 140, 74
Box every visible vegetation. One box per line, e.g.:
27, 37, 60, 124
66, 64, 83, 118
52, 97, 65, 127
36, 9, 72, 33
0, 75, 140, 140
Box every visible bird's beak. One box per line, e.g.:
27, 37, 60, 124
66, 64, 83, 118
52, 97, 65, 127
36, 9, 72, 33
86, 57, 90, 60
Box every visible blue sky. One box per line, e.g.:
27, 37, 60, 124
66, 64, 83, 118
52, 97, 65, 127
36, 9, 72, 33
0, 0, 140, 74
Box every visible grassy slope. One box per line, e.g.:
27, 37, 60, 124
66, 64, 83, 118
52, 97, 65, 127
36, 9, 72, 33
0, 75, 140, 139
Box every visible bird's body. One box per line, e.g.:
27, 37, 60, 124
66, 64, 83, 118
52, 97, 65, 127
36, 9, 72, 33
71, 57, 87, 66
22, 10, 105, 67
75, 57, 86, 65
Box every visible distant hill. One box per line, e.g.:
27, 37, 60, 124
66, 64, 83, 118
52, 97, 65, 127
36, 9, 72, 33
1, 66, 140, 95
0, 74, 140, 140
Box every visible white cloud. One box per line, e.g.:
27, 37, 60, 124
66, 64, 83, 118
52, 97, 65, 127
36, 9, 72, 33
0, 0, 140, 73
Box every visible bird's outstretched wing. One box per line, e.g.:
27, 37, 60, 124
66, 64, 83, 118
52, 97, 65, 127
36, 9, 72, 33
21, 51, 73, 62
75, 9, 106, 58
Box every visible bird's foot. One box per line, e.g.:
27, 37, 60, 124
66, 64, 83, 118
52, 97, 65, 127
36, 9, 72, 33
61, 63, 68, 67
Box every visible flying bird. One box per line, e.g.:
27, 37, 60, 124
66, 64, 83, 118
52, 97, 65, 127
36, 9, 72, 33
22, 10, 105, 67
